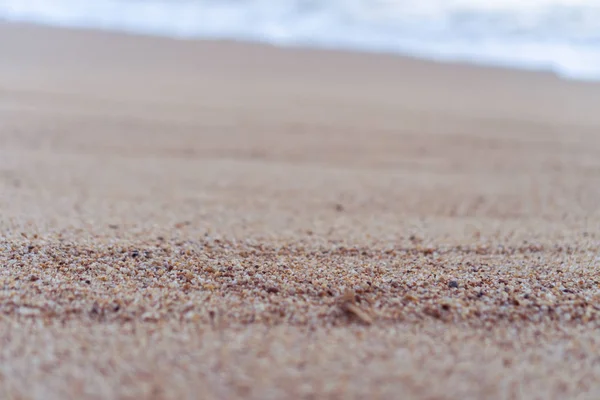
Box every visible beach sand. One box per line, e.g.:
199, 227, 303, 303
2, 22, 600, 399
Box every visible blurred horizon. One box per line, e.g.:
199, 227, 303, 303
1, 0, 600, 80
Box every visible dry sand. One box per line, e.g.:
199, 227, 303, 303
2, 23, 600, 399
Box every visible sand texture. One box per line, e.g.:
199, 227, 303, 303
2, 23, 600, 399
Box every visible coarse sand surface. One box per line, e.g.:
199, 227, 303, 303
1, 23, 600, 399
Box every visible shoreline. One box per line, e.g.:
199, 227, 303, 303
1, 16, 598, 83
2, 20, 593, 84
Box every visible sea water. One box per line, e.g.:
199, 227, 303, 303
1, 0, 600, 81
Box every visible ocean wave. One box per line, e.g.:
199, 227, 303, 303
1, 0, 600, 80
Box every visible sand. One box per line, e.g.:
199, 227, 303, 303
2, 22, 600, 399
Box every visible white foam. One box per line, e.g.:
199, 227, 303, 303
1, 0, 600, 81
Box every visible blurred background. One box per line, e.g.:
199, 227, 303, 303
1, 0, 600, 81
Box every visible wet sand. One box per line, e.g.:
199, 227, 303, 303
2, 23, 600, 399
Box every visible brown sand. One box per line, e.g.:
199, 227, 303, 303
2, 22, 600, 399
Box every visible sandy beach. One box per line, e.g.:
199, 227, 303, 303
2, 22, 600, 399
